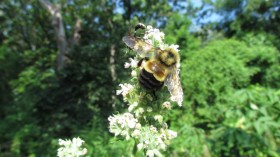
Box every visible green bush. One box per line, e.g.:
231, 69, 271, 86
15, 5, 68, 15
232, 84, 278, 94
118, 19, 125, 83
170, 38, 280, 156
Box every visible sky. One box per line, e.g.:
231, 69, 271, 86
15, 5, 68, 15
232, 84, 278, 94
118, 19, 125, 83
190, 0, 221, 23
114, 0, 221, 29
188, 0, 222, 32
192, 0, 203, 7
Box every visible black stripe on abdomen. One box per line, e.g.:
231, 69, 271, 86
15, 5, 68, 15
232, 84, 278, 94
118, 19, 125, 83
139, 69, 163, 90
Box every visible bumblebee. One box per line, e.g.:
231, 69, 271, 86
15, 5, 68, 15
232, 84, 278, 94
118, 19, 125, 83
123, 30, 183, 106
134, 23, 146, 31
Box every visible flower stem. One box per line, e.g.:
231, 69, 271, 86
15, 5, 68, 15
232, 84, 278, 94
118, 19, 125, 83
132, 139, 137, 156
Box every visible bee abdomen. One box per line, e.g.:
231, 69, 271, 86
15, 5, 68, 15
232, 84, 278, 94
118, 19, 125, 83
139, 69, 163, 90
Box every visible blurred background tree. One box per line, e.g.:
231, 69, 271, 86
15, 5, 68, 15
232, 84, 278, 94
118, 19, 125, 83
0, 0, 279, 156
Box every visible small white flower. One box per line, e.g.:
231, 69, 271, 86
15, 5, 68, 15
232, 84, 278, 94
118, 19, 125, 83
127, 120, 136, 128
131, 70, 137, 77
132, 129, 141, 137
160, 132, 167, 140
147, 107, 153, 112
125, 134, 131, 140
73, 137, 84, 147
58, 139, 70, 146
135, 123, 142, 129
135, 107, 145, 117
124, 62, 130, 68
145, 140, 150, 145
138, 107, 144, 113
129, 58, 138, 68
150, 125, 158, 133
168, 44, 180, 53
146, 150, 155, 157
124, 58, 138, 68
124, 113, 137, 128
154, 115, 163, 123
57, 137, 87, 157
116, 83, 134, 97
137, 143, 144, 150
156, 136, 166, 148
128, 102, 138, 112
146, 25, 153, 30
162, 101, 171, 110
167, 130, 177, 140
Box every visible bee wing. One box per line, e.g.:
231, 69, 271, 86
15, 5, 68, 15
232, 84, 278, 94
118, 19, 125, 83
165, 66, 183, 106
122, 36, 154, 58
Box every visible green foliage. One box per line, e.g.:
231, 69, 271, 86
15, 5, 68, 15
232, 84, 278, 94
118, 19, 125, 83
209, 86, 280, 156
178, 38, 280, 156
80, 116, 135, 157
182, 39, 251, 107
167, 124, 207, 157
0, 44, 20, 112
241, 33, 280, 88
0, 0, 280, 156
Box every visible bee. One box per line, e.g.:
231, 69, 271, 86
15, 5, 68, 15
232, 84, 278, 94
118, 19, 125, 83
133, 23, 146, 38
122, 27, 183, 106
134, 23, 146, 31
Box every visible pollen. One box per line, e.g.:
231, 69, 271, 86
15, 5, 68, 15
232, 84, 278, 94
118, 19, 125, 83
153, 71, 166, 82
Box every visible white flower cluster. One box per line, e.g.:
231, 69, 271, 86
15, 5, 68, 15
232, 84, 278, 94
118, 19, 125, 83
143, 25, 165, 46
136, 126, 177, 157
108, 113, 141, 140
108, 114, 177, 157
57, 137, 87, 157
143, 26, 180, 57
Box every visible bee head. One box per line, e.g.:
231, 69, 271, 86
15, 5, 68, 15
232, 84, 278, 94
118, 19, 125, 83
157, 48, 179, 67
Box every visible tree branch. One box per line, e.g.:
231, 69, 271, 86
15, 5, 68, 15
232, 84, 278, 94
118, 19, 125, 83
39, 0, 68, 70
110, 44, 116, 107
110, 44, 116, 82
70, 19, 82, 47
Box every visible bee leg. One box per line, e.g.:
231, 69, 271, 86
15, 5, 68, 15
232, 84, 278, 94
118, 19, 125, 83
137, 58, 144, 67
152, 90, 157, 100
137, 57, 149, 67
